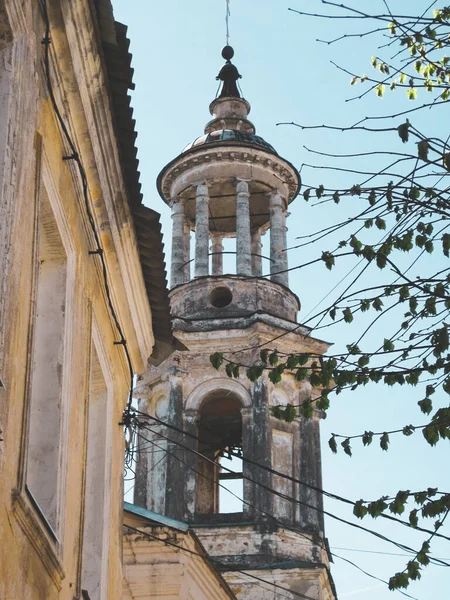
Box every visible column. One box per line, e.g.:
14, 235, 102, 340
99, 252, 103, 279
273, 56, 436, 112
236, 179, 252, 276
251, 228, 262, 277
170, 198, 185, 288
210, 234, 224, 276
195, 182, 209, 277
183, 220, 191, 282
269, 190, 288, 287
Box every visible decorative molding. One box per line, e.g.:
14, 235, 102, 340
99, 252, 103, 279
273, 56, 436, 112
185, 378, 252, 412
59, 1, 155, 373
11, 489, 65, 590
160, 147, 299, 203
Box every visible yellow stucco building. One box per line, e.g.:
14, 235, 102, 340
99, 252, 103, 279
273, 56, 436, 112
0, 1, 173, 598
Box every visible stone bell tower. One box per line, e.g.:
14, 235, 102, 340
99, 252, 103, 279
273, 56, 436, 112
134, 47, 336, 600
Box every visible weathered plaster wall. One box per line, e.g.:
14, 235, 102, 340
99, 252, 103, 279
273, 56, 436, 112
123, 518, 235, 600
0, 1, 155, 598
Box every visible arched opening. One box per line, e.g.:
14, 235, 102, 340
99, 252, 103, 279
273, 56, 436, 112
196, 393, 243, 515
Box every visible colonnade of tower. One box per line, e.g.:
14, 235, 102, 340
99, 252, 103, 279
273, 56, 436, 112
169, 180, 289, 286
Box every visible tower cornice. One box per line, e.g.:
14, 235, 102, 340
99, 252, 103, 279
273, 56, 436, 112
157, 145, 300, 207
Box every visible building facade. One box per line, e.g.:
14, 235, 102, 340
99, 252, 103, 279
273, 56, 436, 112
0, 1, 172, 599
130, 47, 337, 600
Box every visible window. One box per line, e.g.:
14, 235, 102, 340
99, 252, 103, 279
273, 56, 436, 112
197, 395, 244, 514
26, 188, 67, 532
81, 339, 110, 600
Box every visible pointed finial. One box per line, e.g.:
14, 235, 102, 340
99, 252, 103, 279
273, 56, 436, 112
216, 46, 242, 98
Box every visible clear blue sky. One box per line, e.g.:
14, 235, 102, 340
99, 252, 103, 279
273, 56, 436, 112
113, 1, 449, 598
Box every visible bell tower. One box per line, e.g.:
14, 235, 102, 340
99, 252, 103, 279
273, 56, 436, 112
134, 47, 336, 600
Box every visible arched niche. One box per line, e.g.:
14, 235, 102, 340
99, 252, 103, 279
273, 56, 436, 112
186, 380, 251, 516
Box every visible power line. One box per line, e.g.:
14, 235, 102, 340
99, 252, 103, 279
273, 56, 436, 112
134, 427, 423, 600
134, 409, 450, 544
331, 552, 419, 600
124, 523, 318, 600
331, 546, 450, 560
137, 422, 450, 569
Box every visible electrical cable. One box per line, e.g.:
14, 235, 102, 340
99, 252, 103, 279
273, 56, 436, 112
134, 409, 450, 544
39, 1, 135, 427
331, 552, 419, 600
124, 524, 322, 600
137, 422, 450, 568
131, 428, 422, 600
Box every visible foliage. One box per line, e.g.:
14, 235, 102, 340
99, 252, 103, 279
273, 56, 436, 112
211, 1, 450, 590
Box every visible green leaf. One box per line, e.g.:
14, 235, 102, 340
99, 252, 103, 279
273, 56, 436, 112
260, 349, 269, 364
341, 438, 352, 457
295, 367, 308, 381
271, 405, 284, 420
376, 252, 387, 269
372, 297, 383, 311
286, 355, 300, 370
403, 425, 415, 436
388, 21, 396, 35
408, 87, 418, 100
390, 490, 409, 515
375, 83, 385, 97
380, 432, 390, 451
268, 368, 282, 384
269, 351, 279, 366
383, 338, 395, 351
284, 404, 297, 423
321, 251, 335, 270
315, 184, 325, 198
442, 233, 450, 257
389, 572, 409, 590
225, 362, 235, 378
343, 307, 353, 323
367, 497, 388, 517
360, 299, 371, 312
246, 365, 264, 382
362, 430, 373, 446
423, 424, 439, 446
328, 436, 337, 454
301, 399, 313, 419
409, 508, 419, 527
210, 352, 224, 370
397, 120, 410, 142
353, 499, 368, 518
418, 139, 429, 160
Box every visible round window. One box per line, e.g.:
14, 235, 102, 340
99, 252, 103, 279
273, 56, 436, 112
209, 286, 233, 308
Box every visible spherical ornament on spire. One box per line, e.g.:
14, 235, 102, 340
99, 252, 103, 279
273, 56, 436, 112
222, 45, 234, 61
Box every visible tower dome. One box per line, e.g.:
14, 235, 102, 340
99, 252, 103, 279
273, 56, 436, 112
158, 47, 300, 294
